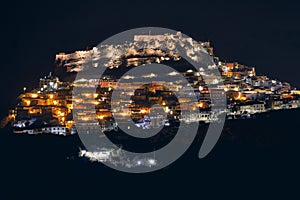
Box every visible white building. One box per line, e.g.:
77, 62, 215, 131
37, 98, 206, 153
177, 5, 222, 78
42, 126, 67, 136
238, 103, 265, 114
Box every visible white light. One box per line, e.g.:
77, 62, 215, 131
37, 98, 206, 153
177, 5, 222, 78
142, 73, 157, 78
168, 71, 179, 76
123, 75, 135, 80
148, 159, 156, 165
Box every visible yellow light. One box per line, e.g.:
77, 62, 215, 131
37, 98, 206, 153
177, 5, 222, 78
92, 101, 100, 105
81, 117, 89, 121
30, 93, 38, 98
140, 109, 147, 114
49, 94, 54, 99
24, 100, 31, 106
116, 112, 130, 117
97, 115, 104, 120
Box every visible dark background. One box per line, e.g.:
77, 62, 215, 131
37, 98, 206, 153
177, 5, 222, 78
1, 0, 300, 199
1, 0, 300, 115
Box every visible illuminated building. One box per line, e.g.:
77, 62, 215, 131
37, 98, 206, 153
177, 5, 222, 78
39, 72, 60, 93
2, 34, 300, 135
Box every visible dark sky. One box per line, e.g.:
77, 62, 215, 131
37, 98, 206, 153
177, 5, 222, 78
1, 0, 300, 114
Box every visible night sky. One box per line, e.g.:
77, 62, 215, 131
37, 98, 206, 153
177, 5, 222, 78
1, 0, 300, 115
1, 1, 300, 198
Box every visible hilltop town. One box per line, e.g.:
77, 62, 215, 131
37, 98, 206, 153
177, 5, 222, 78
2, 33, 300, 136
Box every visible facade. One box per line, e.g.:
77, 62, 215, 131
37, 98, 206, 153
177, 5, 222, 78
39, 72, 60, 93
238, 103, 265, 114
42, 126, 67, 135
